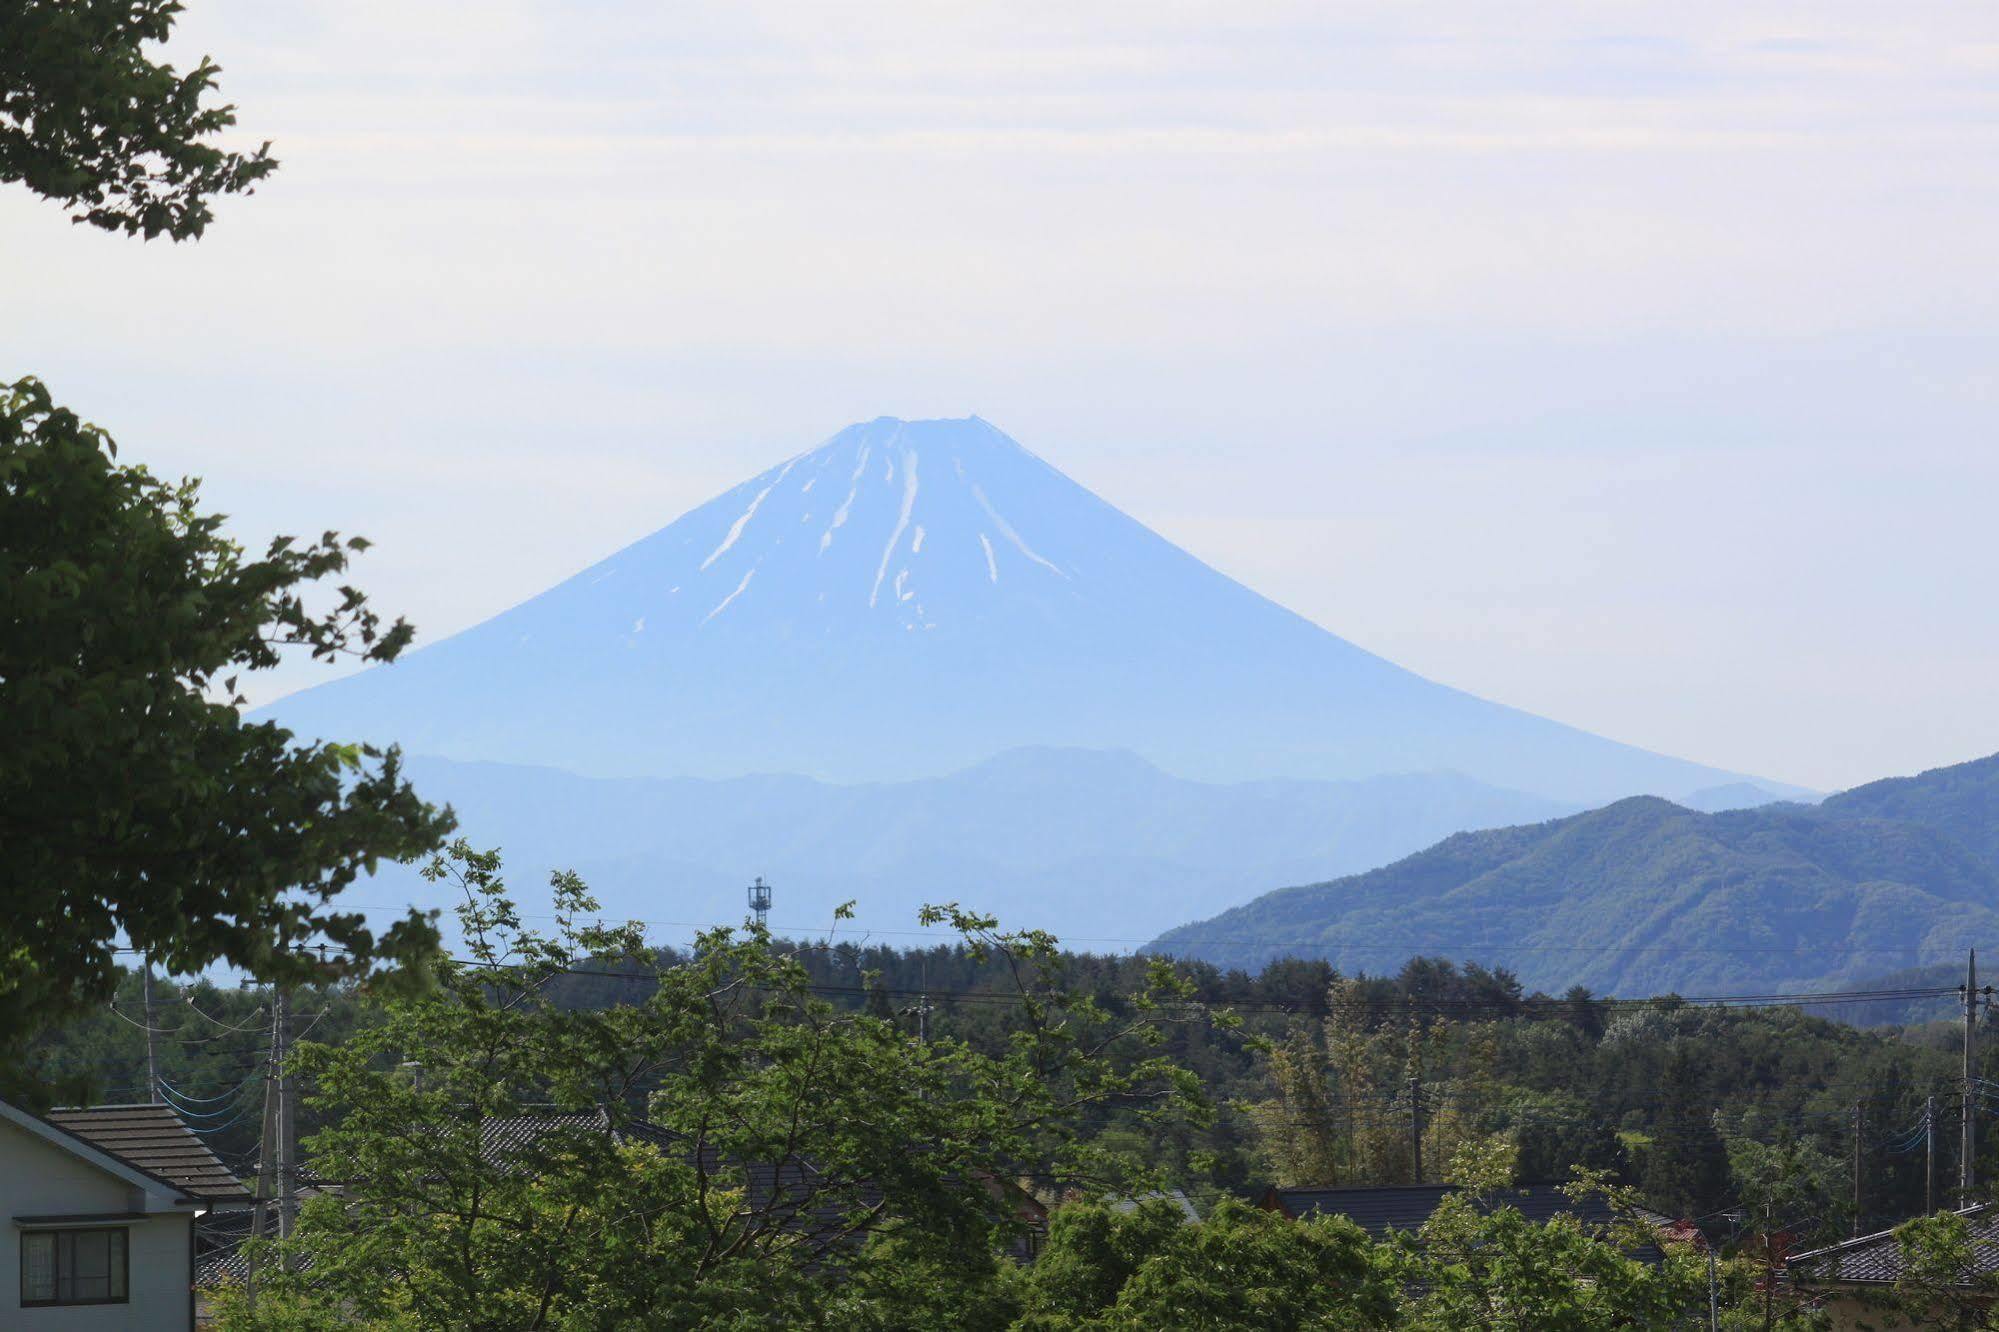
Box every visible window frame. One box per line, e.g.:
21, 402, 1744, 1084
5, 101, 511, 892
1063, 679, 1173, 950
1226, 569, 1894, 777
18, 1225, 130, 1308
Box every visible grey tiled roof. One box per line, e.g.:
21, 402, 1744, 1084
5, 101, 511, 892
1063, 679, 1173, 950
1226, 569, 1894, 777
46, 1103, 249, 1201
1109, 1190, 1201, 1223
1264, 1183, 1671, 1262
1791, 1204, 1999, 1287
1266, 1183, 1635, 1234
192, 1192, 333, 1288
474, 1109, 682, 1164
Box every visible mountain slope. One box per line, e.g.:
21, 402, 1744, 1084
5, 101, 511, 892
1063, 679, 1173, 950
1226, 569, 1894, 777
1148, 751, 1999, 995
1819, 752, 1999, 868
266, 416, 1767, 803
362, 749, 1571, 944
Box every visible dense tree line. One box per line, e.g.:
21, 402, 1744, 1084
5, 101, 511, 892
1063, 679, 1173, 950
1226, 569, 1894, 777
33, 913, 1988, 1250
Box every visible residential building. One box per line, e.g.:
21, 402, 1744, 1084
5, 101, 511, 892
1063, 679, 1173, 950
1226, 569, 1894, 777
0, 1101, 247, 1329
1789, 1204, 1999, 1331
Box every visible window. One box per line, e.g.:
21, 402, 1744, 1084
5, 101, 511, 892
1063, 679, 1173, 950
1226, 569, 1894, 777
19, 1227, 128, 1306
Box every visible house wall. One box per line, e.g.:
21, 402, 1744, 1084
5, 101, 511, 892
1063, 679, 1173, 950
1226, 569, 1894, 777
1807, 1288, 1991, 1331
1812, 1293, 1888, 1331
0, 1119, 192, 1331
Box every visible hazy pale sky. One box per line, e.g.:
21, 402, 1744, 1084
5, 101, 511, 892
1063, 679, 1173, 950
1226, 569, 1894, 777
5, 1, 1996, 792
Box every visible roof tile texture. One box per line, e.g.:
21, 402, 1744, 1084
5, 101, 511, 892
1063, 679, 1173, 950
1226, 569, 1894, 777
48, 1103, 249, 1201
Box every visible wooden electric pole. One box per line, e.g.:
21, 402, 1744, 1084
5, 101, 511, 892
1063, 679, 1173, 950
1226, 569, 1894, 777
141, 961, 161, 1105
245, 976, 297, 1308
1852, 1101, 1864, 1237
274, 981, 295, 1248
1408, 1075, 1424, 1184
1964, 950, 1982, 1198
1927, 1094, 1939, 1214
246, 991, 278, 1313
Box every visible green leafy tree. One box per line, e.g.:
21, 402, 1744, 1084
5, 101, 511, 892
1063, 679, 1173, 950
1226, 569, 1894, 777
1391, 1140, 1707, 1331
0, 378, 451, 1082
1504, 1089, 1628, 1184
1728, 1132, 1844, 1243
1246, 1025, 1345, 1187
1, 0, 275, 239
237, 844, 1211, 1329
1246, 980, 1415, 1188
1008, 1197, 1396, 1330
826, 1229, 1020, 1332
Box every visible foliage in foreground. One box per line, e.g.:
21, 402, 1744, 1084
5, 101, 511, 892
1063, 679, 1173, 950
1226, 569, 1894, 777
0, 0, 276, 239
209, 847, 1819, 1331
232, 844, 1211, 1328
0, 378, 451, 1098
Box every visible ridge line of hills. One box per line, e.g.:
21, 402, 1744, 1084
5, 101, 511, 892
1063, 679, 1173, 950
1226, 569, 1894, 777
373, 748, 1584, 946
1146, 752, 1999, 1000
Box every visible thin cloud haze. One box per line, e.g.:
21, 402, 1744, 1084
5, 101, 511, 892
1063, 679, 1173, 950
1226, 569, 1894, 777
4, 0, 1995, 789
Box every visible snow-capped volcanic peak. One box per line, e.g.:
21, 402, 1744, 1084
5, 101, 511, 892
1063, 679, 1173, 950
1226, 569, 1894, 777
582, 416, 1087, 643
266, 414, 1758, 799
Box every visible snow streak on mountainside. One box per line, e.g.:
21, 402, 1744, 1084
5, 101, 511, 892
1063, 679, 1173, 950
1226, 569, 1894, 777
267, 416, 1764, 801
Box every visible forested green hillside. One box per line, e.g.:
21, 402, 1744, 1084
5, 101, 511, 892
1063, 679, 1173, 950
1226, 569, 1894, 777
1821, 752, 1999, 867
1150, 753, 1999, 996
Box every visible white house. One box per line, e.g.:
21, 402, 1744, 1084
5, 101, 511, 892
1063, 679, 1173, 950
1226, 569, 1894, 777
0, 1101, 247, 1330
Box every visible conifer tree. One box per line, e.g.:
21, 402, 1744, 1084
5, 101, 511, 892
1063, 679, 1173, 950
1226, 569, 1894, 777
1639, 1042, 1732, 1217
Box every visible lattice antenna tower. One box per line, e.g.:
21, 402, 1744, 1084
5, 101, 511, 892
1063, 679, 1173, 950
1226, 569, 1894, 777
748, 876, 772, 930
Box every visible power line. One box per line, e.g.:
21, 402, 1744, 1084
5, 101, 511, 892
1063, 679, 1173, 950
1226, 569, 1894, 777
245, 933, 1966, 1018
505, 960, 1962, 1014
157, 1071, 263, 1107
325, 902, 1999, 960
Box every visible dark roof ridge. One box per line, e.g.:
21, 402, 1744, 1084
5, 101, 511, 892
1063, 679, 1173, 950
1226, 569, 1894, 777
1791, 1202, 1998, 1264
1270, 1180, 1581, 1195
51, 1101, 181, 1111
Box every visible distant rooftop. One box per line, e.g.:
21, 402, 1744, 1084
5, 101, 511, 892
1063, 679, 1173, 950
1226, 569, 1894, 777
1791, 1203, 1999, 1287
1262, 1182, 1672, 1262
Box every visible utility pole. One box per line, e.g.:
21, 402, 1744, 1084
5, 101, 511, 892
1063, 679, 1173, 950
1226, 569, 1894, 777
274, 981, 295, 1250
1707, 1243, 1720, 1332
1759, 1201, 1777, 1332
1964, 950, 1982, 1199
244, 975, 298, 1308
1408, 1074, 1424, 1184
246, 990, 279, 1313
1852, 1101, 1864, 1237
140, 960, 161, 1105
1927, 1095, 1939, 1214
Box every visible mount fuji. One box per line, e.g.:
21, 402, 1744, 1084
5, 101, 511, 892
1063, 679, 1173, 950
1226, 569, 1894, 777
270, 416, 1771, 804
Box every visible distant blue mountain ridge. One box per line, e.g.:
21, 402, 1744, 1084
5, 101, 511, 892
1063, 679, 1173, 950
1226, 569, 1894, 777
341, 749, 1579, 945
261, 415, 1806, 941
